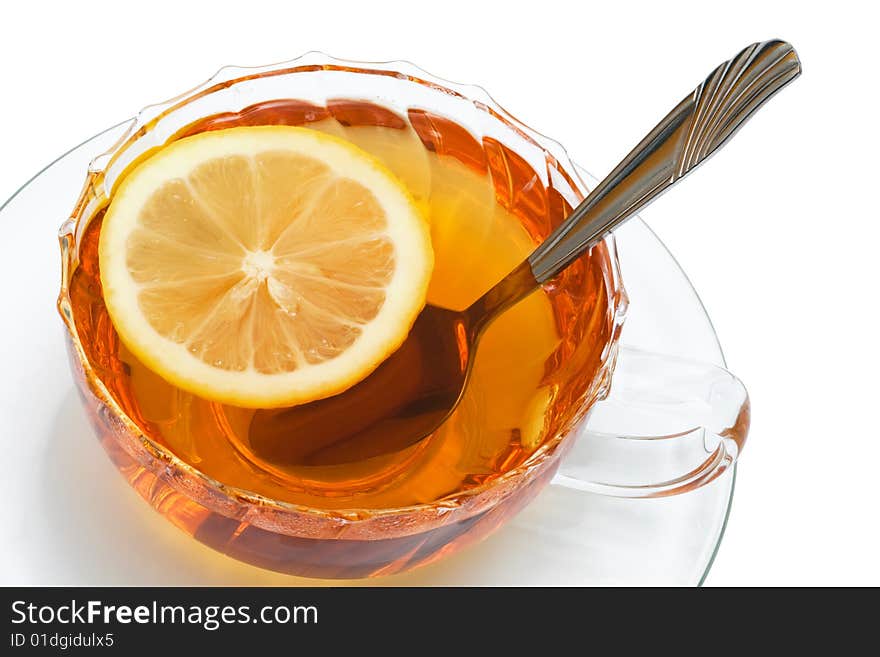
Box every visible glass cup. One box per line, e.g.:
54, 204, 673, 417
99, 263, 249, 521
57, 53, 749, 579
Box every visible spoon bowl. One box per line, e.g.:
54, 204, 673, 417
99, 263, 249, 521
249, 304, 472, 465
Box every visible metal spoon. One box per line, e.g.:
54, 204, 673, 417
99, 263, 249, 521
247, 39, 801, 467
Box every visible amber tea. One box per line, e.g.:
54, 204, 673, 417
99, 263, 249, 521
67, 99, 614, 575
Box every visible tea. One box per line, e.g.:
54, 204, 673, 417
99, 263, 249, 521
69, 100, 611, 512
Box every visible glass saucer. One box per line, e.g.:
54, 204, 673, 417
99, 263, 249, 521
0, 124, 734, 586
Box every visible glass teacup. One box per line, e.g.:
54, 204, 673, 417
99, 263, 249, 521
57, 54, 749, 578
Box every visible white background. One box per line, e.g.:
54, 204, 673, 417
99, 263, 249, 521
1, 0, 877, 586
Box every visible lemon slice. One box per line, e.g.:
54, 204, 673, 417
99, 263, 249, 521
99, 126, 433, 408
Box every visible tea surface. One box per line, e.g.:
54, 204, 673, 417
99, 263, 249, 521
70, 103, 608, 509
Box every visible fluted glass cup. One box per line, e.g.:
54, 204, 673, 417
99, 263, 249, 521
57, 54, 750, 578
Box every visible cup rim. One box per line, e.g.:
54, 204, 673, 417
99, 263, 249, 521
57, 52, 627, 524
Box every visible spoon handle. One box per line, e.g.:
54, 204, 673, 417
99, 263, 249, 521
470, 40, 800, 324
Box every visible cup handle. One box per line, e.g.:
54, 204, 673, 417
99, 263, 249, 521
553, 345, 750, 498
